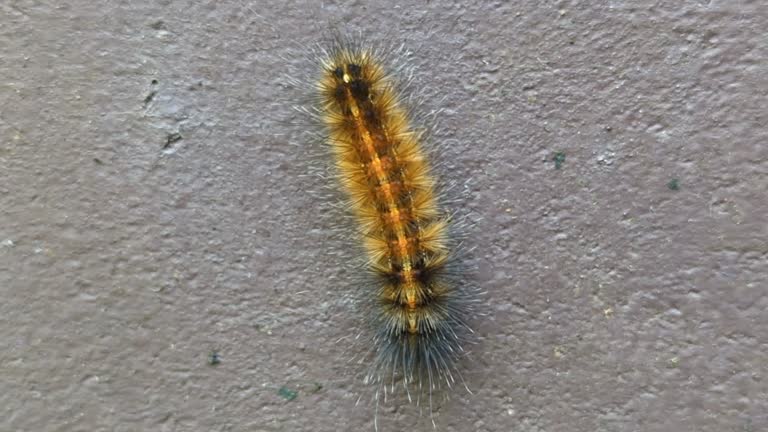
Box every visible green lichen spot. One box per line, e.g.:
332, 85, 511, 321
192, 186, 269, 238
667, 178, 680, 190
278, 386, 298, 401
553, 151, 566, 169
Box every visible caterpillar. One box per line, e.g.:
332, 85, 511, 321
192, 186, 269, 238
312, 36, 477, 428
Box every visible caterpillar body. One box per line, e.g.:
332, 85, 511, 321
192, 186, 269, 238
312, 37, 477, 427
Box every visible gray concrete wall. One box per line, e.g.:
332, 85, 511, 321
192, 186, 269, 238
1, 1, 766, 431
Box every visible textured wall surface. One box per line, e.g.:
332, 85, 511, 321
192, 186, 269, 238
1, 1, 766, 431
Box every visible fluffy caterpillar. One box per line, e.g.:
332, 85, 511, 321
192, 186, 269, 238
310, 36, 478, 429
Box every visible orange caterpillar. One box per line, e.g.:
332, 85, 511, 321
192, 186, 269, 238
316, 40, 475, 414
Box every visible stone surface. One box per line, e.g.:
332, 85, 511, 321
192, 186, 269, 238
1, 1, 766, 431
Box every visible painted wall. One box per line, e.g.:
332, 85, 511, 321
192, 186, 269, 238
2, 1, 766, 431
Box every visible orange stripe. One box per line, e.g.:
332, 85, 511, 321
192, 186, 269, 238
341, 66, 419, 332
